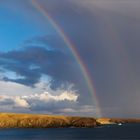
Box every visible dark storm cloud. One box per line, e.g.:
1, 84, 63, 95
0, 45, 83, 89
23, 35, 70, 55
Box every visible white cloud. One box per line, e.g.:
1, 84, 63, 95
0, 88, 79, 113
0, 79, 82, 115
14, 97, 29, 108
39, 91, 78, 102
0, 85, 100, 116
0, 95, 29, 108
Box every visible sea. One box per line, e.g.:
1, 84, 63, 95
0, 123, 140, 140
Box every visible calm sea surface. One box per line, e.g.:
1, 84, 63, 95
0, 123, 140, 140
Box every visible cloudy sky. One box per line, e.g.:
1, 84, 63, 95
0, 0, 140, 118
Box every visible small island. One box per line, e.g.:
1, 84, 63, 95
0, 113, 140, 128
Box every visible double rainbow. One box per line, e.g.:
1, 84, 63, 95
31, 0, 102, 117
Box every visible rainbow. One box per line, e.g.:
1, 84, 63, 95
30, 0, 102, 117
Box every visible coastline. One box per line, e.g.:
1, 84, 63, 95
0, 113, 97, 128
0, 113, 139, 128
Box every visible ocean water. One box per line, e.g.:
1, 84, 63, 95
0, 123, 140, 140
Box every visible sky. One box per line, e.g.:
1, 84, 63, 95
0, 0, 140, 118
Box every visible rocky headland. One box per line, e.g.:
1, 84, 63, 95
0, 113, 139, 128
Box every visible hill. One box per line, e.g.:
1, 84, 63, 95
0, 113, 97, 128
0, 113, 140, 128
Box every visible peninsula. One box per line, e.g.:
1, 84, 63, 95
0, 113, 140, 128
0, 113, 97, 128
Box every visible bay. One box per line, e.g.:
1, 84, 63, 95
0, 123, 140, 140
